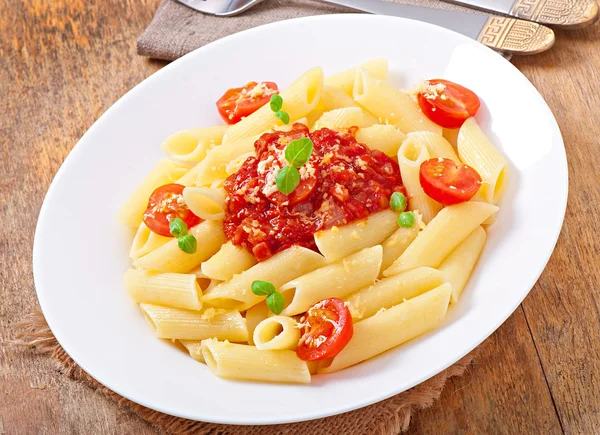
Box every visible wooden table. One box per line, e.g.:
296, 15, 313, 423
2, 1, 599, 433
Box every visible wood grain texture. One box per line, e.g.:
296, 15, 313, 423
1, 0, 599, 434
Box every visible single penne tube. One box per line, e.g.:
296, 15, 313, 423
200, 241, 257, 281
225, 151, 255, 176
139, 304, 248, 342
201, 339, 310, 384
312, 107, 378, 131
134, 220, 226, 273
245, 301, 271, 346
280, 246, 382, 316
457, 117, 508, 204
443, 128, 460, 147
314, 210, 399, 263
439, 226, 487, 303
182, 186, 226, 220
129, 222, 171, 260
384, 202, 498, 276
325, 59, 388, 96
195, 135, 258, 186
345, 267, 446, 320
179, 340, 205, 363
253, 316, 300, 350
202, 246, 328, 310
125, 269, 203, 311
380, 216, 422, 273
117, 159, 190, 227
319, 85, 359, 112
160, 125, 229, 162
222, 67, 324, 144
407, 131, 460, 162
353, 69, 442, 135
319, 283, 451, 373
398, 136, 442, 223
355, 124, 407, 157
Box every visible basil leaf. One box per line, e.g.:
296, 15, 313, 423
251, 280, 276, 296
275, 111, 290, 125
284, 138, 314, 168
266, 292, 285, 315
276, 166, 300, 195
169, 218, 188, 238
270, 94, 283, 112
177, 234, 197, 254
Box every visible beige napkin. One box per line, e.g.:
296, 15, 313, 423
137, 0, 478, 60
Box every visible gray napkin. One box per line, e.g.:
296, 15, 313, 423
137, 0, 477, 60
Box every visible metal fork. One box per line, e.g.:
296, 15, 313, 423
177, 0, 268, 16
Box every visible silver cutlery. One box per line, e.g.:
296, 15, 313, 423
442, 0, 598, 28
176, 0, 555, 55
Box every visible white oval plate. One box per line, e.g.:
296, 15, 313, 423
33, 14, 567, 425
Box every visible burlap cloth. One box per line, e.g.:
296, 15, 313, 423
17, 2, 487, 434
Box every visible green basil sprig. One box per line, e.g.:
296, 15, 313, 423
251, 280, 285, 314
270, 94, 289, 125
169, 217, 197, 254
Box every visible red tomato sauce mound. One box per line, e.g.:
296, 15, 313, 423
223, 123, 405, 261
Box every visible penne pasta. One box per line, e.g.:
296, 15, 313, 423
384, 202, 497, 276
245, 301, 271, 346
179, 340, 205, 363
201, 339, 310, 384
222, 67, 324, 144
439, 226, 487, 303
355, 124, 406, 157
397, 136, 442, 223
319, 283, 451, 373
345, 267, 446, 320
134, 220, 226, 273
117, 159, 190, 227
314, 210, 399, 262
407, 131, 460, 162
129, 222, 171, 260
182, 186, 226, 220
457, 117, 508, 204
253, 316, 300, 350
353, 69, 442, 135
380, 216, 422, 273
280, 246, 382, 316
125, 269, 203, 311
325, 59, 388, 96
202, 246, 328, 310
140, 304, 248, 342
160, 125, 229, 162
319, 85, 359, 112
312, 107, 378, 131
195, 135, 258, 186
200, 241, 257, 282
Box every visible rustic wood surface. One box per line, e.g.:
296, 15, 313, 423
1, 0, 599, 433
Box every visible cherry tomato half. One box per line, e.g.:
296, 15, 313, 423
216, 81, 279, 125
288, 175, 318, 206
142, 184, 201, 237
419, 158, 482, 206
296, 298, 353, 361
417, 79, 480, 129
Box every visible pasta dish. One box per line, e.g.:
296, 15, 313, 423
117, 59, 507, 384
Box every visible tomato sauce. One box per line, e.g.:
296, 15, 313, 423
223, 123, 404, 261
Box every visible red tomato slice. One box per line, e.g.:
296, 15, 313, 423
296, 298, 353, 361
288, 175, 318, 206
419, 158, 482, 206
417, 79, 480, 129
142, 184, 201, 237
216, 81, 279, 125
